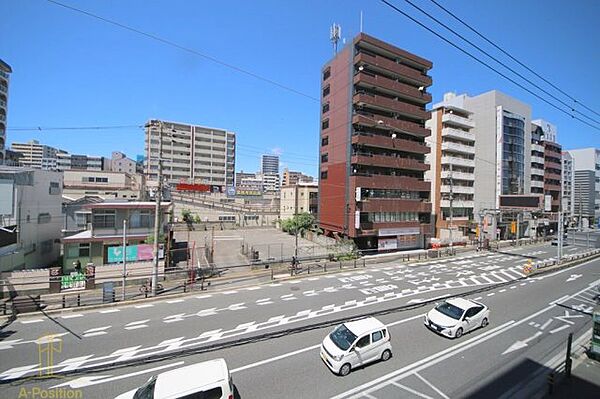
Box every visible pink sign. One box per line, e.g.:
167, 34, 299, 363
137, 244, 154, 261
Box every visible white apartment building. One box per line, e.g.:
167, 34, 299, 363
425, 92, 476, 241
567, 147, 600, 226
63, 169, 145, 200
57, 152, 106, 171
145, 119, 235, 188
0, 167, 63, 271
0, 59, 11, 163
11, 140, 65, 170
259, 172, 280, 195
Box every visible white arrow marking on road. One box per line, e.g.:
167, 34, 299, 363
566, 274, 582, 282
554, 311, 584, 325
549, 324, 570, 334
502, 331, 543, 355
50, 361, 185, 389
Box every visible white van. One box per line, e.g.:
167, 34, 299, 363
320, 317, 392, 376
115, 358, 234, 399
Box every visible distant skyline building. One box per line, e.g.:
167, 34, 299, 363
11, 140, 66, 170
0, 59, 11, 164
57, 152, 107, 171
261, 154, 279, 174
282, 168, 314, 187
110, 151, 137, 174
145, 119, 235, 188
562, 151, 575, 220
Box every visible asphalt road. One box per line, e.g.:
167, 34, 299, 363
1, 243, 598, 399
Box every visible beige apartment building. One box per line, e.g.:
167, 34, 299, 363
145, 119, 235, 189
280, 182, 318, 220
62, 169, 145, 200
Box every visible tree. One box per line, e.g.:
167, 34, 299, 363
281, 213, 315, 236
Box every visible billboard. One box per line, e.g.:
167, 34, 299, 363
175, 183, 222, 193
499, 195, 543, 210
107, 244, 155, 263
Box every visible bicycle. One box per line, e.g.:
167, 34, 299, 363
139, 279, 164, 295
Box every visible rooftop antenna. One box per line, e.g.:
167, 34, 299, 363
360, 11, 363, 32
330, 23, 341, 55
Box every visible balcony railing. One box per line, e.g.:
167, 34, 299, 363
0, 70, 9, 80
441, 141, 475, 155
352, 174, 430, 191
351, 154, 429, 171
354, 52, 432, 86
353, 93, 429, 120
352, 114, 430, 137
440, 199, 474, 208
354, 72, 431, 104
531, 156, 545, 164
351, 132, 429, 154
441, 155, 475, 168
531, 143, 544, 153
531, 180, 544, 188
440, 185, 474, 194
442, 113, 475, 129
441, 127, 474, 142
0, 85, 6, 94
440, 170, 474, 181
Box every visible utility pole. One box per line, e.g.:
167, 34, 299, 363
122, 219, 127, 301
448, 164, 454, 251
516, 211, 520, 246
578, 183, 583, 231
294, 184, 299, 260
151, 121, 164, 296
557, 211, 563, 262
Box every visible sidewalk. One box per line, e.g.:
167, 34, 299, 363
545, 356, 600, 398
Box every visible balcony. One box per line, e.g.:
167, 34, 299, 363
0, 70, 9, 80
441, 155, 475, 168
544, 183, 561, 192
440, 185, 474, 194
531, 155, 545, 165
351, 154, 429, 171
531, 168, 544, 178
352, 114, 430, 137
442, 113, 475, 129
440, 199, 474, 208
0, 85, 6, 94
531, 143, 544, 153
354, 72, 431, 104
441, 127, 474, 142
531, 180, 544, 189
352, 174, 430, 191
354, 52, 432, 87
545, 160, 562, 171
353, 93, 429, 120
0, 99, 5, 108
359, 198, 431, 213
441, 141, 475, 155
351, 133, 429, 154
440, 170, 474, 181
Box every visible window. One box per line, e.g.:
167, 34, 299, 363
321, 136, 329, 146
465, 306, 483, 318
322, 102, 330, 114
41, 239, 53, 254
49, 182, 60, 195
322, 85, 330, 97
38, 213, 51, 224
130, 210, 152, 228
78, 243, 90, 257
321, 153, 329, 163
323, 67, 331, 81
75, 212, 92, 228
372, 331, 383, 343
320, 171, 328, 179
321, 119, 329, 130
356, 335, 370, 348
93, 210, 116, 228
218, 215, 236, 222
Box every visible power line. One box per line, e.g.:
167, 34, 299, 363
379, 0, 600, 131
401, 0, 600, 126
427, 0, 600, 118
45, 0, 318, 102
7, 125, 143, 131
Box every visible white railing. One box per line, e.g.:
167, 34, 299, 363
440, 185, 474, 194
441, 199, 474, 208
441, 155, 475, 168
441, 127, 475, 142
441, 170, 475, 181
442, 113, 475, 129
441, 141, 475, 154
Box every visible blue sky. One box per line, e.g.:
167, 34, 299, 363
2, 0, 599, 177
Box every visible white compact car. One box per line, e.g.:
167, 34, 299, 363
320, 317, 392, 376
424, 298, 490, 339
114, 358, 234, 399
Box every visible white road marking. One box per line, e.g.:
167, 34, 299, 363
166, 299, 184, 304
195, 294, 212, 299
499, 289, 507, 293
487, 293, 495, 297
20, 319, 44, 324
83, 326, 111, 333
473, 297, 482, 301
125, 325, 147, 330
83, 331, 108, 337
134, 304, 154, 309
245, 286, 261, 291
540, 319, 553, 330
99, 309, 120, 313
549, 324, 570, 334
391, 381, 434, 399
126, 319, 150, 326
222, 290, 238, 295
61, 314, 83, 319
256, 298, 271, 302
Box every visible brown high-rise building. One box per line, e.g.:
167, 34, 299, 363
318, 33, 433, 251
